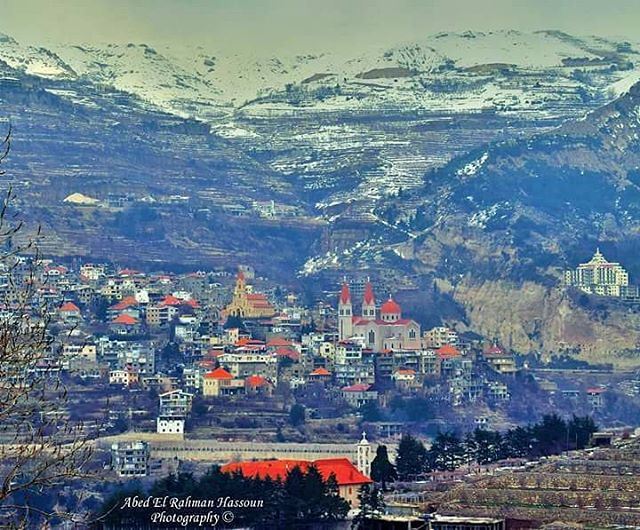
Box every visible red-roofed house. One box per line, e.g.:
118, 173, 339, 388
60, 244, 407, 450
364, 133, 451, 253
483, 345, 517, 375
267, 337, 293, 348
308, 367, 332, 384
221, 457, 372, 507
203, 367, 243, 397
342, 383, 378, 408
275, 347, 300, 362
436, 344, 461, 359
392, 368, 419, 390
59, 301, 81, 322
110, 313, 141, 335
160, 294, 182, 307
108, 295, 141, 320
244, 375, 273, 396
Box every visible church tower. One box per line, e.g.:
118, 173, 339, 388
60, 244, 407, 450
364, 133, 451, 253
338, 281, 353, 341
356, 431, 372, 477
362, 279, 376, 320
229, 270, 248, 317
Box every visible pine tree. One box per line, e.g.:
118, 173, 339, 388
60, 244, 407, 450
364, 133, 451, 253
352, 484, 385, 529
395, 433, 427, 479
430, 432, 465, 471
370, 445, 397, 490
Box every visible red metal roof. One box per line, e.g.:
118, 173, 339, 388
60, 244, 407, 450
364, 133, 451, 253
309, 367, 331, 376
436, 344, 461, 358
111, 296, 138, 310
204, 367, 234, 380
267, 337, 293, 347
221, 458, 372, 486
245, 375, 270, 387
59, 301, 80, 313
342, 383, 372, 392
160, 294, 182, 307
112, 314, 138, 325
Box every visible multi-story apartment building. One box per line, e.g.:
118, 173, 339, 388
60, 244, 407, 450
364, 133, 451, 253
110, 441, 150, 477
564, 248, 631, 297
423, 326, 459, 349
335, 341, 363, 365
217, 352, 278, 382
335, 361, 376, 387
159, 390, 193, 417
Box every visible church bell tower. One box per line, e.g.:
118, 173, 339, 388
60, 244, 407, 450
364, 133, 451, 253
338, 281, 353, 341
356, 431, 372, 477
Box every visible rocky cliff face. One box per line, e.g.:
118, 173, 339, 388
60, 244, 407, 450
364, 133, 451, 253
447, 278, 640, 366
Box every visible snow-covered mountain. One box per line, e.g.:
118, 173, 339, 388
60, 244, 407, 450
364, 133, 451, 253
2, 30, 640, 120
3, 28, 640, 279
0, 32, 75, 78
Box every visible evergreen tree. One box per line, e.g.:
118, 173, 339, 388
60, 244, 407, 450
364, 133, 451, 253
288, 403, 306, 427
395, 434, 427, 479
533, 414, 568, 456
320, 473, 350, 521
352, 484, 385, 529
360, 400, 383, 422
502, 425, 532, 458
370, 445, 397, 490
473, 429, 503, 464
301, 465, 326, 520
283, 465, 306, 521
567, 415, 598, 449
429, 432, 465, 471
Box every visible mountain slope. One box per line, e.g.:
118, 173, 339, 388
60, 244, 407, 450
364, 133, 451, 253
376, 80, 640, 362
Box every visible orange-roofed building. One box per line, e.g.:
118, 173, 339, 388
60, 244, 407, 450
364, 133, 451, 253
160, 294, 182, 307
59, 301, 81, 322
435, 344, 461, 359
341, 383, 378, 408
110, 313, 141, 335
483, 344, 517, 375
203, 367, 243, 397
225, 271, 275, 319
221, 457, 372, 507
309, 367, 331, 379
111, 296, 139, 311
118, 268, 141, 277
392, 367, 420, 390
586, 386, 606, 410
267, 337, 293, 348
112, 314, 138, 326
108, 296, 141, 320
204, 367, 233, 380
275, 347, 300, 362
244, 374, 273, 396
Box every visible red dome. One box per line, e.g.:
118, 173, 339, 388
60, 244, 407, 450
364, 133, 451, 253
380, 298, 401, 314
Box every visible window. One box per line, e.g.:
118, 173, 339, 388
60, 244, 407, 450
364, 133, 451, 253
368, 330, 375, 345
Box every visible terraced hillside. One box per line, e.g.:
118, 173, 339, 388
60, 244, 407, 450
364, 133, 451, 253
432, 439, 640, 527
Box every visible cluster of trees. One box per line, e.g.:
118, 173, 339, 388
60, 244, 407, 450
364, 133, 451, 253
371, 415, 597, 483
96, 465, 349, 527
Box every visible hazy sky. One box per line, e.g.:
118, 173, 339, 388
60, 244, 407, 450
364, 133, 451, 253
1, 0, 639, 54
